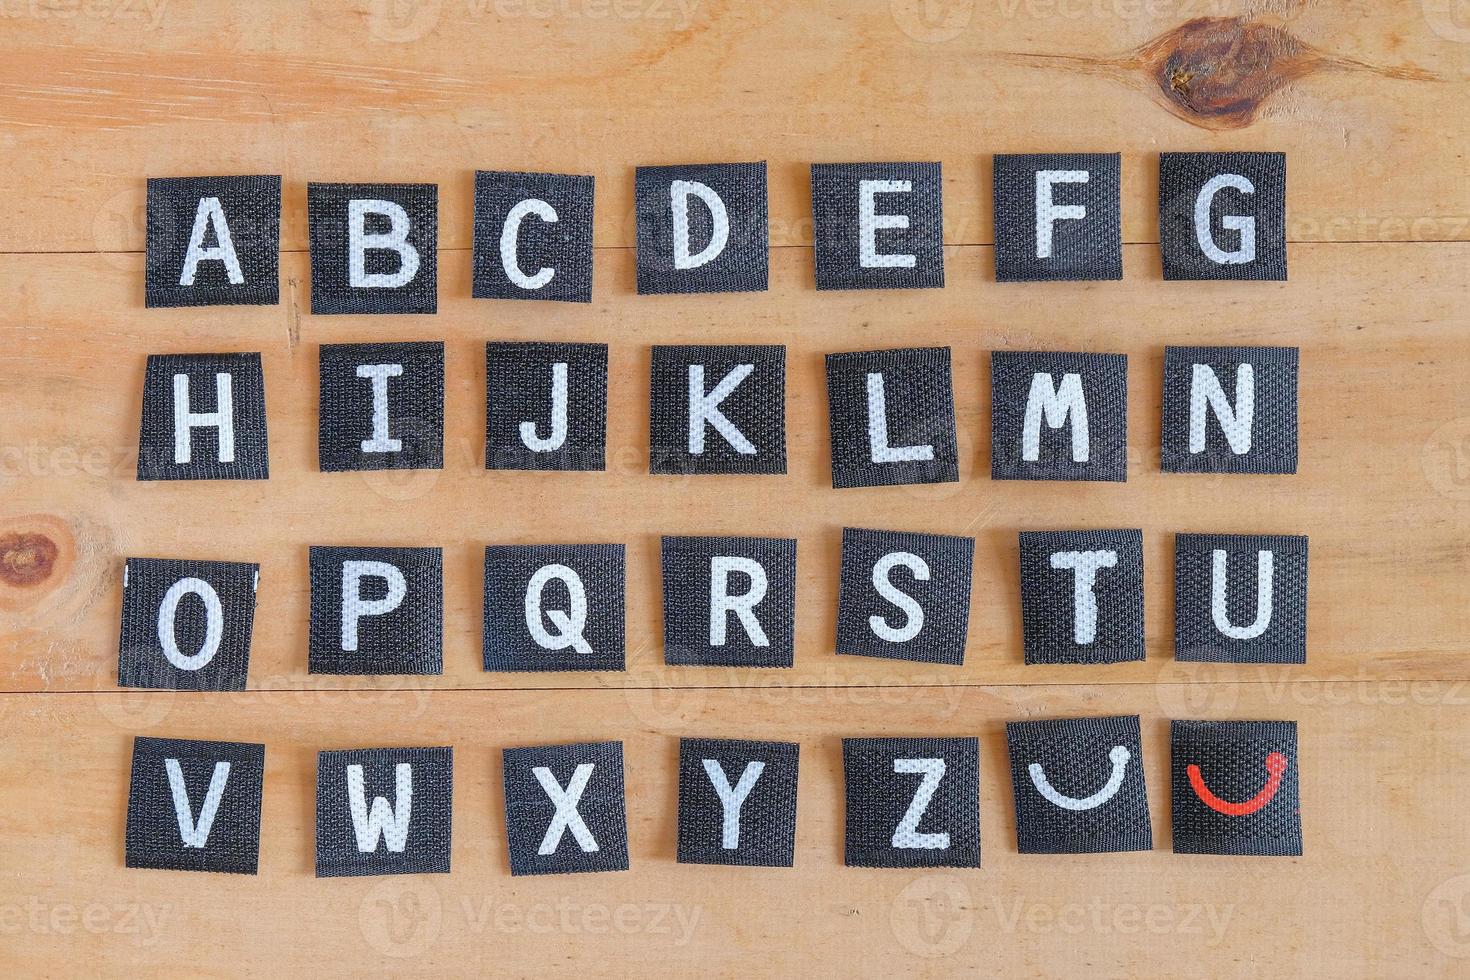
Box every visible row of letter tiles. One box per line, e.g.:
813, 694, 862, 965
137, 344, 1299, 482
124, 721, 1302, 875
117, 532, 1308, 689
142, 153, 1287, 309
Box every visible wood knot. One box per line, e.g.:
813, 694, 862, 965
0, 532, 58, 587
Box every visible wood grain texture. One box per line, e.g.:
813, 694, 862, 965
1, 1, 1468, 977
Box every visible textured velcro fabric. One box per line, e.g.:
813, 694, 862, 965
1161, 345, 1299, 474
1175, 533, 1308, 664
145, 175, 281, 308
486, 341, 608, 472
825, 347, 959, 489
483, 544, 626, 672
990, 350, 1129, 482
137, 352, 269, 482
810, 162, 944, 291
993, 153, 1122, 282
836, 527, 975, 666
1171, 720, 1301, 856
635, 162, 768, 294
650, 344, 787, 475
126, 736, 265, 874
1160, 152, 1286, 281
842, 737, 980, 868
677, 737, 799, 867
660, 535, 797, 667
1005, 715, 1152, 854
308, 545, 443, 675
315, 747, 454, 877
1019, 529, 1145, 665
318, 341, 444, 472
473, 170, 594, 302
307, 182, 438, 314
118, 557, 259, 692
502, 741, 629, 876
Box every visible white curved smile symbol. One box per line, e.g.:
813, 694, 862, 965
1028, 745, 1131, 811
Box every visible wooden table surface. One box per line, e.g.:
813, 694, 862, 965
2, 1, 1468, 976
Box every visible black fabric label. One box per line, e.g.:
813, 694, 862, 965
1161, 345, 1299, 474
635, 162, 768, 295
307, 182, 438, 315
308, 546, 443, 675
1019, 529, 1145, 665
811, 162, 944, 291
473, 170, 594, 303
1175, 533, 1308, 664
126, 736, 265, 875
990, 350, 1129, 482
677, 737, 799, 868
1171, 720, 1301, 856
825, 347, 958, 489
836, 527, 974, 666
118, 557, 259, 692
318, 341, 444, 472
994, 153, 1122, 282
661, 536, 797, 667
1005, 715, 1152, 854
145, 175, 281, 308
842, 737, 980, 869
502, 741, 629, 876
1160, 152, 1287, 281
137, 352, 269, 482
486, 341, 608, 472
483, 544, 626, 672
650, 344, 786, 476
316, 746, 454, 877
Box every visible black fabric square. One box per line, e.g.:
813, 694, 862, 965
635, 162, 768, 295
1160, 152, 1286, 281
649, 344, 786, 476
118, 557, 258, 692
990, 350, 1128, 482
994, 153, 1122, 282
308, 546, 443, 675
842, 737, 980, 869
660, 536, 796, 667
307, 182, 437, 315
318, 341, 444, 472
1161, 345, 1299, 474
1005, 715, 1152, 854
502, 741, 629, 876
811, 162, 944, 291
1019, 529, 1144, 665
315, 747, 453, 877
677, 738, 799, 868
137, 352, 269, 482
125, 736, 265, 875
145, 175, 281, 308
483, 544, 626, 672
486, 341, 608, 472
1171, 720, 1301, 856
473, 170, 594, 303
835, 527, 974, 666
1175, 533, 1308, 664
825, 347, 958, 489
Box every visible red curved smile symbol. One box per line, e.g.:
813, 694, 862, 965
1187, 752, 1288, 816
